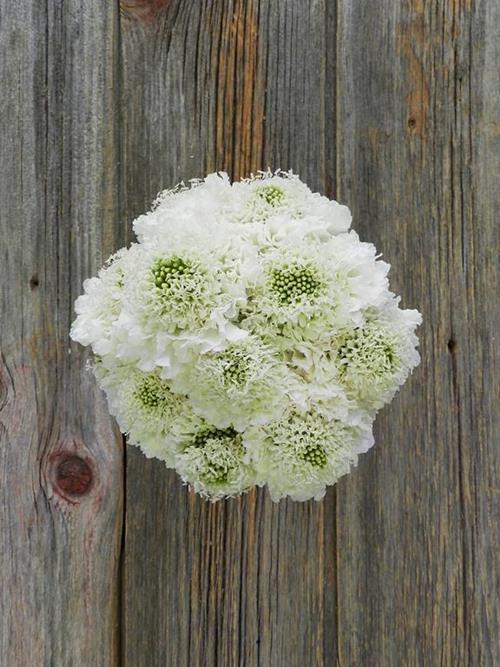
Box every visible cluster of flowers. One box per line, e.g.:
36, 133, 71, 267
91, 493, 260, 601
71, 171, 421, 501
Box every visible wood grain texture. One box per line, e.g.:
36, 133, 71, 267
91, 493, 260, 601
119, 2, 338, 666
0, 2, 123, 665
1, 0, 498, 665
335, 0, 499, 665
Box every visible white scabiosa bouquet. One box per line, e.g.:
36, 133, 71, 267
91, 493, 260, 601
71, 170, 422, 502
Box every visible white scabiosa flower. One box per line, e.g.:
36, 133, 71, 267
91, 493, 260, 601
70, 249, 127, 357
133, 172, 233, 244
230, 170, 352, 234
71, 170, 421, 502
242, 243, 333, 345
325, 231, 390, 325
114, 239, 249, 371
173, 336, 289, 430
247, 410, 373, 502
331, 303, 422, 412
283, 343, 355, 423
96, 363, 190, 465
129, 246, 217, 332
174, 422, 256, 500
242, 232, 389, 348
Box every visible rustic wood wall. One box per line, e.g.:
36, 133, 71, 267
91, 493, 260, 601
1, 1, 498, 665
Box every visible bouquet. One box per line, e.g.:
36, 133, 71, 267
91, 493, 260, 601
71, 171, 421, 501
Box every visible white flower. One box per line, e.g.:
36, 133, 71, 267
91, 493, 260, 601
70, 249, 127, 356
229, 170, 352, 234
241, 231, 389, 349
133, 172, 233, 244
174, 422, 256, 500
330, 303, 422, 411
173, 336, 290, 430
282, 343, 355, 423
129, 247, 218, 331
113, 235, 252, 371
96, 362, 190, 465
246, 409, 373, 501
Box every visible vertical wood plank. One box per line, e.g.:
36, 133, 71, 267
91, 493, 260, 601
1, 1, 496, 664
0, 2, 123, 665
336, 1, 499, 665
119, 2, 339, 665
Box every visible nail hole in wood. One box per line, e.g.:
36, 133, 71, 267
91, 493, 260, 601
29, 274, 40, 290
55, 456, 93, 496
447, 338, 457, 353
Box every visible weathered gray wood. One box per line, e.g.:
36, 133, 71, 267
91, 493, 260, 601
1, 1, 498, 665
0, 2, 123, 665
335, 1, 499, 665
119, 2, 338, 665
119, 1, 498, 665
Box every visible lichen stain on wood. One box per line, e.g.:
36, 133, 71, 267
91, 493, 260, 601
120, 0, 169, 24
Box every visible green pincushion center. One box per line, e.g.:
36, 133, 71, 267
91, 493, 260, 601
221, 353, 251, 386
255, 184, 286, 206
336, 327, 397, 378
134, 375, 170, 411
190, 426, 237, 449
201, 464, 229, 485
151, 256, 195, 289
269, 264, 323, 305
299, 443, 327, 468
188, 427, 240, 486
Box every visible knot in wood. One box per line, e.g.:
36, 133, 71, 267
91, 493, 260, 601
55, 455, 93, 496
120, 0, 168, 23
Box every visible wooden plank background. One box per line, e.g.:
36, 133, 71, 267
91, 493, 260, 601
1, 1, 498, 665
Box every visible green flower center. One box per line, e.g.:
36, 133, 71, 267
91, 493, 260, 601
299, 443, 327, 468
336, 327, 397, 378
255, 184, 285, 206
221, 353, 251, 386
151, 256, 195, 289
189, 426, 237, 449
133, 374, 172, 411
187, 426, 240, 486
269, 263, 323, 305
201, 464, 229, 485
